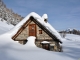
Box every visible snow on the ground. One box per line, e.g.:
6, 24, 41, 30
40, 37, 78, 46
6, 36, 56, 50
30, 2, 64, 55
65, 34, 80, 41
26, 36, 36, 47
0, 33, 80, 60
62, 34, 80, 60
0, 19, 14, 34
0, 14, 80, 60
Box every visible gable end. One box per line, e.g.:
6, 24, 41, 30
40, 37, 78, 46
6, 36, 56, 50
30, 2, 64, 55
12, 16, 62, 43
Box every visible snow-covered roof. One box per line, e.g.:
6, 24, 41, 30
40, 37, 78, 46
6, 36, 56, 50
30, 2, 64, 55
11, 12, 62, 43
41, 41, 50, 44
42, 14, 48, 20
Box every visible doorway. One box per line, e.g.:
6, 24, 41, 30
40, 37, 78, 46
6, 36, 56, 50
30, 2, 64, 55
29, 24, 36, 36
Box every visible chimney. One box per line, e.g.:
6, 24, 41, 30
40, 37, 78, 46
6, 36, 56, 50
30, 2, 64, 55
44, 19, 47, 23
42, 14, 48, 23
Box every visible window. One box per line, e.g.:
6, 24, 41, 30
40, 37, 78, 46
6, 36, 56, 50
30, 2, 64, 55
39, 30, 42, 34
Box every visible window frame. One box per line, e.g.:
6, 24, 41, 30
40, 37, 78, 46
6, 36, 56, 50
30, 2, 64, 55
39, 30, 42, 34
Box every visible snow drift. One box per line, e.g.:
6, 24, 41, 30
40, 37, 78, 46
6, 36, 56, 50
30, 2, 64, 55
0, 12, 80, 60
0, 18, 14, 34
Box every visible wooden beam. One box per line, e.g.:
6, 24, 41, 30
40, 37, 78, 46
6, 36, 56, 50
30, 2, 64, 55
12, 19, 32, 40
32, 18, 62, 43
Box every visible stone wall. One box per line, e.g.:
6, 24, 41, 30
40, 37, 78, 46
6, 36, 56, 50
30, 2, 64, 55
15, 21, 52, 40
15, 21, 60, 51
36, 25, 52, 40
15, 26, 29, 40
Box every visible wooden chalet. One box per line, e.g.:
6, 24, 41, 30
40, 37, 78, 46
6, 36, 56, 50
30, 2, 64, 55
12, 12, 62, 52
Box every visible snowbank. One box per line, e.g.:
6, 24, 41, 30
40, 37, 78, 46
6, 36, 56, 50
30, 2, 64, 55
0, 18, 14, 34
0, 24, 80, 60
0, 34, 75, 60
25, 36, 36, 47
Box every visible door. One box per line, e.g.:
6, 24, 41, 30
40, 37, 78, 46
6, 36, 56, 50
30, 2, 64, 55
29, 24, 36, 36
44, 44, 49, 50
42, 44, 49, 50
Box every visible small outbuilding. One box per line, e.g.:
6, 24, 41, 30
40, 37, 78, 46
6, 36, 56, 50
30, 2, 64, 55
12, 12, 62, 52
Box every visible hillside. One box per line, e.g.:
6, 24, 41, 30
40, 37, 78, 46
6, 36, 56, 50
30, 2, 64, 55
0, 0, 24, 25
59, 28, 80, 35
0, 18, 14, 34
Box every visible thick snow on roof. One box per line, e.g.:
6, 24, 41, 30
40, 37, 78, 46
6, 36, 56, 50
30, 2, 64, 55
10, 12, 62, 42
42, 14, 48, 19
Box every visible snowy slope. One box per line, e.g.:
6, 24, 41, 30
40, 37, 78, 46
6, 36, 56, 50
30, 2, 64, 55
0, 19, 14, 34
0, 33, 80, 60
0, 13, 80, 60
65, 34, 80, 41
62, 34, 80, 60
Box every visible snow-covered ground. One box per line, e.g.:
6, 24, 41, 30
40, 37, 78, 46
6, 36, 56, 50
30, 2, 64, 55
62, 34, 80, 60
65, 34, 80, 41
0, 30, 80, 60
0, 19, 14, 34
0, 19, 80, 60
0, 32, 80, 60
